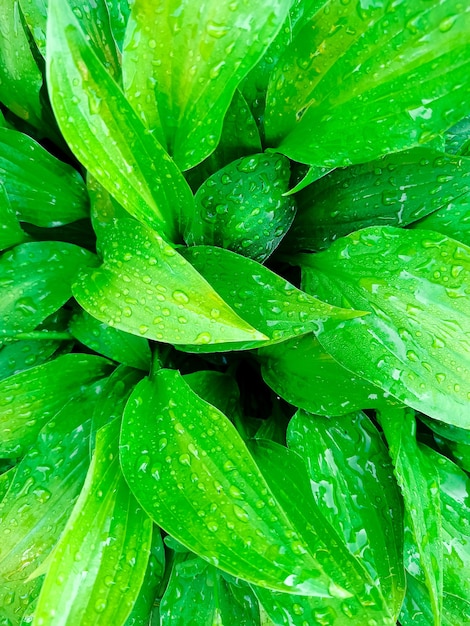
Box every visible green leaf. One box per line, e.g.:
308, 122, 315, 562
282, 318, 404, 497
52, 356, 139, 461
122, 0, 291, 170
18, 0, 48, 57
0, 466, 16, 502
258, 333, 397, 416
0, 353, 112, 457
120, 368, 360, 597
33, 419, 154, 626
87, 175, 130, 257
284, 164, 332, 196
411, 192, 470, 247
285, 149, 470, 252
379, 407, 442, 624
105, 0, 131, 51
72, 219, 266, 346
46, 0, 195, 242
184, 370, 240, 418
70, 310, 152, 371
0, 182, 28, 251
181, 245, 364, 352
299, 226, 470, 428
185, 153, 296, 262
0, 127, 89, 227
444, 114, 470, 156
264, 1, 470, 167
0, 338, 61, 382
160, 552, 261, 626
0, 241, 96, 340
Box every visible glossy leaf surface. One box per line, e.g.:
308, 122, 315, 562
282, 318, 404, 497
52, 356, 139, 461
301, 226, 470, 427
259, 333, 396, 416
412, 192, 470, 248
105, 0, 131, 51
0, 241, 96, 340
120, 369, 357, 597
47, 0, 194, 242
265, 0, 470, 167
34, 420, 154, 626
0, 183, 27, 251
70, 310, 151, 371
122, 0, 291, 169
73, 219, 265, 346
18, 0, 48, 56
286, 149, 470, 251
0, 127, 89, 227
186, 153, 296, 262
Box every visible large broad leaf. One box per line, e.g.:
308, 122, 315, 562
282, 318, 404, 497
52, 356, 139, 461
258, 333, 397, 416
285, 149, 470, 252
122, 0, 291, 170
46, 0, 195, 242
0, 353, 112, 457
33, 420, 154, 626
264, 0, 470, 167
411, 192, 470, 248
0, 182, 28, 251
185, 153, 296, 263
299, 226, 470, 428
70, 310, 152, 371
0, 241, 96, 340
120, 369, 370, 597
378, 407, 442, 624
160, 552, 260, 626
180, 245, 363, 352
72, 219, 266, 346
0, 127, 89, 227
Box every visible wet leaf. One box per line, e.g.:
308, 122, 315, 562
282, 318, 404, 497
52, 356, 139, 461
284, 165, 332, 196
0, 127, 89, 227
0, 241, 96, 340
72, 219, 266, 346
444, 114, 470, 156
258, 333, 396, 416
0, 183, 28, 251
285, 149, 470, 252
122, 0, 291, 170
265, 0, 470, 167
120, 368, 361, 597
70, 310, 151, 371
411, 192, 470, 248
33, 419, 154, 626
18, 0, 48, 57
105, 0, 131, 51
46, 0, 194, 242
185, 153, 296, 262
181, 245, 364, 352
184, 370, 240, 418
299, 226, 470, 428
0, 353, 112, 457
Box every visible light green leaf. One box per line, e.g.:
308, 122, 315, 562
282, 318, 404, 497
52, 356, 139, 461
46, 0, 195, 242
0, 127, 89, 227
299, 226, 470, 428
72, 219, 266, 346
18, 0, 48, 56
265, 1, 470, 167
258, 333, 397, 416
185, 153, 296, 262
285, 149, 470, 252
379, 407, 442, 624
70, 310, 151, 371
0, 466, 16, 502
0, 241, 96, 340
181, 245, 364, 352
33, 419, 154, 626
122, 0, 291, 170
0, 182, 28, 251
87, 175, 130, 257
0, 353, 112, 457
120, 369, 362, 597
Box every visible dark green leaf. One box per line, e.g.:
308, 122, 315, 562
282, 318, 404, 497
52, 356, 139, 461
0, 183, 28, 251
18, 0, 48, 57
284, 165, 332, 196
265, 1, 470, 167
122, 0, 291, 170
300, 226, 470, 428
47, 0, 194, 242
411, 192, 470, 247
184, 370, 240, 418
70, 310, 152, 371
444, 114, 470, 156
186, 153, 296, 262
105, 0, 131, 51
0, 127, 89, 227
258, 333, 397, 416
0, 337, 62, 382
0, 353, 112, 457
0, 241, 96, 340
72, 219, 266, 346
379, 407, 442, 624
434, 435, 470, 473
87, 175, 130, 257
285, 149, 470, 252
120, 369, 359, 597
181, 245, 364, 352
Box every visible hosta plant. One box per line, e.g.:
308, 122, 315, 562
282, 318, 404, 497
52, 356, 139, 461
1, 0, 470, 624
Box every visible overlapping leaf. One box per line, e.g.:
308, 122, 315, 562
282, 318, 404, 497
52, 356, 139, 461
0, 183, 28, 251
412, 192, 470, 247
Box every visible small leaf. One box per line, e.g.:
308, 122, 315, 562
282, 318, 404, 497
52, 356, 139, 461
299, 226, 470, 428
18, 0, 48, 56
0, 182, 28, 251
284, 165, 332, 196
186, 153, 296, 262
411, 192, 470, 248
104, 0, 131, 51
444, 114, 470, 156
184, 370, 240, 418
72, 219, 266, 346
0, 353, 112, 457
122, 0, 291, 170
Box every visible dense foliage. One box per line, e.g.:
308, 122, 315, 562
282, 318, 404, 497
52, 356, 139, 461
1, 0, 469, 624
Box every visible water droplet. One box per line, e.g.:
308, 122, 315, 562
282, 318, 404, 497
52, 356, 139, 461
138, 325, 149, 335
173, 290, 189, 304
179, 453, 191, 466
196, 332, 211, 344
233, 504, 249, 522
228, 485, 243, 499
206, 21, 230, 38
439, 15, 458, 32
